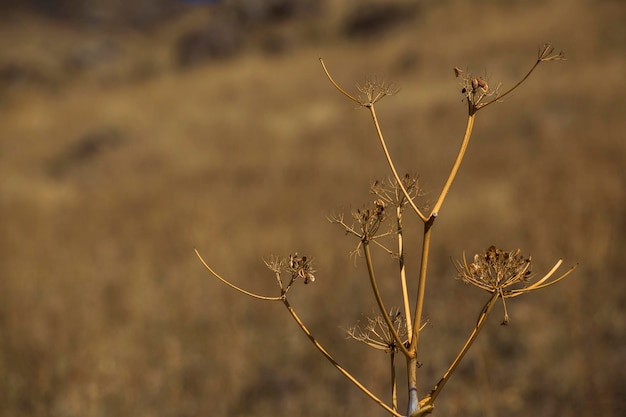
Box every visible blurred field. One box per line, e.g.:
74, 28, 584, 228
0, 0, 625, 416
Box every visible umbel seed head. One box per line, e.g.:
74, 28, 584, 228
455, 246, 533, 294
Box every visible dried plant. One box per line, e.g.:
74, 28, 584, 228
196, 43, 575, 416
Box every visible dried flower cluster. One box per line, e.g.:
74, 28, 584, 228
455, 246, 536, 325
263, 253, 316, 295
347, 307, 408, 354
454, 66, 501, 108
357, 77, 398, 106
455, 246, 533, 293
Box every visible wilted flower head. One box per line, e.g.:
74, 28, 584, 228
353, 199, 387, 240
287, 253, 316, 285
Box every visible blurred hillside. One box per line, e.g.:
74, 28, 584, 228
0, 0, 625, 416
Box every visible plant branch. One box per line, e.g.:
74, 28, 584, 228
195, 248, 282, 301
391, 351, 398, 412
476, 43, 565, 112
368, 104, 428, 222
319, 58, 361, 105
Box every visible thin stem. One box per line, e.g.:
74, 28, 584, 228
363, 242, 413, 359
477, 43, 564, 112
430, 112, 475, 217
195, 248, 282, 301
391, 351, 398, 412
423, 292, 500, 407
369, 105, 428, 222
319, 58, 361, 104
282, 297, 403, 417
397, 207, 413, 340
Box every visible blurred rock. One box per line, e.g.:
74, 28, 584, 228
0, 0, 184, 28
48, 127, 125, 178
231, 0, 322, 25
175, 18, 244, 68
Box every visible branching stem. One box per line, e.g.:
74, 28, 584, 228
369, 104, 428, 223
282, 297, 403, 417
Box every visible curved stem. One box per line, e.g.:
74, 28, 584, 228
319, 58, 361, 104
195, 248, 282, 301
282, 298, 403, 417
508, 262, 577, 297
364, 242, 413, 359
477, 59, 541, 112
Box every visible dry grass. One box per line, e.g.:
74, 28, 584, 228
0, 0, 625, 416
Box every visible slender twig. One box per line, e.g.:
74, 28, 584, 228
195, 248, 282, 301
319, 58, 427, 223
397, 207, 413, 340
319, 58, 361, 104
476, 44, 565, 112
430, 112, 476, 217
368, 104, 428, 222
391, 351, 398, 411
282, 297, 403, 417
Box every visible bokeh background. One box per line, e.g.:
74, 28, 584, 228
1, 0, 624, 416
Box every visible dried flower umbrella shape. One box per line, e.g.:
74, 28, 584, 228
455, 246, 577, 324
197, 43, 573, 417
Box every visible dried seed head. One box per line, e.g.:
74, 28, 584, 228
476, 77, 488, 93
455, 246, 534, 293
455, 246, 535, 324
352, 199, 388, 240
